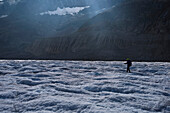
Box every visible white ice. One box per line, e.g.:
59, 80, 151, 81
0, 60, 169, 113
0, 15, 8, 18
40, 6, 90, 16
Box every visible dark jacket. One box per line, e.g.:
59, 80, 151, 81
125, 60, 132, 67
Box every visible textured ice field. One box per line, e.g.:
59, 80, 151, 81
0, 60, 170, 113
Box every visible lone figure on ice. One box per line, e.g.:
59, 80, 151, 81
124, 58, 132, 73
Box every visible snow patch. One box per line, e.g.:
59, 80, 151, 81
40, 6, 90, 16
6, 0, 20, 5
0, 1, 3, 5
0, 15, 8, 18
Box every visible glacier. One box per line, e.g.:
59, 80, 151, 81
0, 60, 169, 113
40, 6, 90, 16
0, 15, 8, 18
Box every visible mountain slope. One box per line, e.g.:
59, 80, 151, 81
0, 0, 123, 59
0, 0, 170, 61
29, 0, 170, 61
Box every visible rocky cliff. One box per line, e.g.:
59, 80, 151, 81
28, 0, 170, 61
0, 0, 123, 59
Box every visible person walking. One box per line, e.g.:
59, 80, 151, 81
124, 58, 132, 73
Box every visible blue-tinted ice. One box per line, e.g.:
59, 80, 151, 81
0, 60, 169, 113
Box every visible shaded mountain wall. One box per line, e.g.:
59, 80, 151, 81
0, 0, 123, 59
27, 0, 170, 61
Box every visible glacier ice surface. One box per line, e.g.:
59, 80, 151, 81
0, 60, 170, 113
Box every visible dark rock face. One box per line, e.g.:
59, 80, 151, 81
0, 0, 170, 61
0, 0, 123, 59
28, 0, 170, 61
0, 0, 121, 36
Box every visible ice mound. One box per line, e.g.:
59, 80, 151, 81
0, 60, 169, 113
